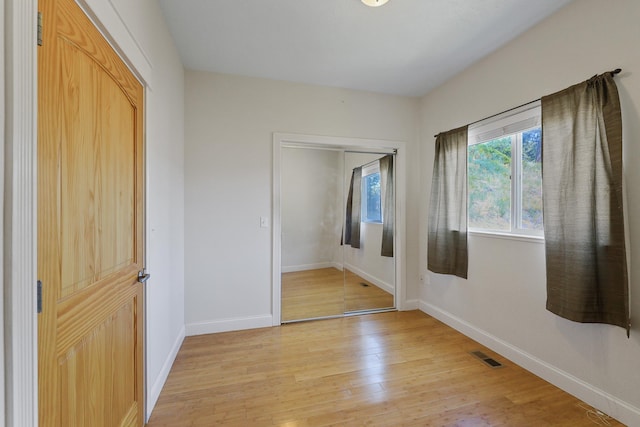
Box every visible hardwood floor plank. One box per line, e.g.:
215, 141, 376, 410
147, 311, 625, 426
281, 268, 394, 321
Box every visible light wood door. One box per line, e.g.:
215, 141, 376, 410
37, 0, 145, 425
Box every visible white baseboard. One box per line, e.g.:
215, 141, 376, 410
185, 315, 273, 336
419, 301, 640, 427
344, 263, 394, 294
401, 299, 419, 311
146, 325, 185, 421
282, 262, 336, 273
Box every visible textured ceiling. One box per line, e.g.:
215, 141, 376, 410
159, 0, 572, 96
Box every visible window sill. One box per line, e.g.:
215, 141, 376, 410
469, 230, 544, 244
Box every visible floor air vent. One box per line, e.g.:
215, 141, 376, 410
470, 350, 504, 368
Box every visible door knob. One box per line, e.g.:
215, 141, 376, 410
138, 270, 150, 283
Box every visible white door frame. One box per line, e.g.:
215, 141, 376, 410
3, 1, 151, 425
0, 0, 5, 423
272, 132, 407, 325
4, 1, 38, 425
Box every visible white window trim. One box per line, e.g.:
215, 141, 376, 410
468, 101, 544, 239
362, 162, 380, 176
470, 230, 545, 244
468, 101, 541, 143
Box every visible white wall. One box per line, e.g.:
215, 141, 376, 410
419, 1, 640, 425
81, 0, 186, 419
281, 148, 342, 271
185, 71, 419, 333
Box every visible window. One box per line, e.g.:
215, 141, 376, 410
467, 102, 543, 236
361, 164, 382, 223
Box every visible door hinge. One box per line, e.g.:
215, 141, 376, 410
37, 280, 43, 314
37, 12, 43, 46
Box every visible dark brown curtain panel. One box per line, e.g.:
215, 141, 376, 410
428, 126, 468, 279
541, 72, 629, 335
380, 155, 394, 257
344, 167, 362, 249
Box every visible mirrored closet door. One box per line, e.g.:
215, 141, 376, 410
342, 151, 395, 314
280, 146, 396, 322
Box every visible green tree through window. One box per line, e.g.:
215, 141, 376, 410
468, 125, 543, 235
468, 137, 512, 230
521, 128, 543, 230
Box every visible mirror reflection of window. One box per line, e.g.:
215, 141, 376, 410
361, 165, 382, 224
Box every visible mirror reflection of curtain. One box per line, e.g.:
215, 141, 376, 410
380, 155, 394, 257
344, 167, 362, 248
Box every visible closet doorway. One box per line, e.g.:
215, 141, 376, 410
272, 134, 405, 324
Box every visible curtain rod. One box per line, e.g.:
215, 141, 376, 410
433, 68, 622, 138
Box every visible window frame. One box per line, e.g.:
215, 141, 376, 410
467, 101, 544, 238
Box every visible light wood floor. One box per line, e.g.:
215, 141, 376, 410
281, 268, 395, 322
146, 311, 624, 426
